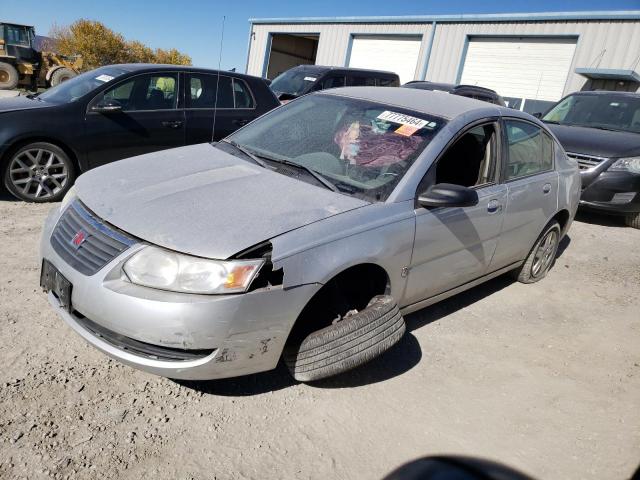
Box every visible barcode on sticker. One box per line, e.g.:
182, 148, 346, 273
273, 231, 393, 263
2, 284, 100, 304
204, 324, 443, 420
377, 111, 429, 129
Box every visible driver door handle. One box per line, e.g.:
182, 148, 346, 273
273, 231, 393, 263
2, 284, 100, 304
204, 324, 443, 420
161, 120, 183, 129
487, 199, 502, 214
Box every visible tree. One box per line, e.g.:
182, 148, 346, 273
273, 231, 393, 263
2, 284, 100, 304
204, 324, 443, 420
50, 20, 191, 70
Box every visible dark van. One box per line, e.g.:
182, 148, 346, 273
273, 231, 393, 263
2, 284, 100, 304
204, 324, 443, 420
270, 65, 400, 102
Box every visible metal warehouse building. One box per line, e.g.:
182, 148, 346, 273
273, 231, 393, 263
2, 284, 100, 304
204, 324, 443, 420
245, 11, 640, 112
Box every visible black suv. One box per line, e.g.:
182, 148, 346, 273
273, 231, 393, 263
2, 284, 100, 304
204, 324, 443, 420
0, 64, 280, 202
403, 81, 506, 106
269, 65, 399, 102
541, 91, 640, 228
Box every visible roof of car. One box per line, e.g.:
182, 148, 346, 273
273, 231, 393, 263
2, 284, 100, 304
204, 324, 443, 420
103, 64, 263, 81
320, 86, 515, 120
566, 90, 640, 98
290, 64, 398, 77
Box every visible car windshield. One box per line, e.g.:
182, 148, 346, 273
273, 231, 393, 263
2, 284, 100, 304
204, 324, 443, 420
37, 67, 130, 104
226, 94, 446, 202
270, 68, 319, 96
543, 93, 640, 134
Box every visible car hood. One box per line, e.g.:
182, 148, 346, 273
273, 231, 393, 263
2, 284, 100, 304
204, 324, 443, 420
75, 143, 369, 259
0, 95, 54, 113
546, 123, 640, 158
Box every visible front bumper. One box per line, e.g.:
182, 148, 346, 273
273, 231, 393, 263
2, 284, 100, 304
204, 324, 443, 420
40, 205, 319, 380
579, 170, 640, 215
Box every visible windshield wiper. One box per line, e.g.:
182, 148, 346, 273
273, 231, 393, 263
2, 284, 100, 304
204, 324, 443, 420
221, 140, 268, 168
588, 125, 626, 133
258, 156, 339, 192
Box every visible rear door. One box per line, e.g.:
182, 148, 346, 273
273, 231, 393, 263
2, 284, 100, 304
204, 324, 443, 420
491, 119, 559, 269
184, 73, 259, 143
83, 72, 185, 167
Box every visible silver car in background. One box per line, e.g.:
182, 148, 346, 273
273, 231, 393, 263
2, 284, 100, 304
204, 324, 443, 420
39, 88, 580, 382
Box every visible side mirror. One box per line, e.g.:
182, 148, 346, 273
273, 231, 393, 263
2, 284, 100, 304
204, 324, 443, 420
418, 183, 479, 209
532, 112, 542, 119
92, 99, 123, 113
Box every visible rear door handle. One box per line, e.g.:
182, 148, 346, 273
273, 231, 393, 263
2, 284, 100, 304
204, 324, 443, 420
543, 183, 552, 194
161, 120, 183, 129
487, 199, 502, 214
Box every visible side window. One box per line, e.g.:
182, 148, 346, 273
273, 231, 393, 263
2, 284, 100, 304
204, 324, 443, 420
103, 79, 135, 109
101, 74, 177, 111
232, 79, 255, 108
6, 25, 30, 46
186, 74, 233, 109
322, 75, 346, 90
504, 120, 554, 180
432, 123, 499, 189
377, 77, 396, 87
347, 75, 376, 87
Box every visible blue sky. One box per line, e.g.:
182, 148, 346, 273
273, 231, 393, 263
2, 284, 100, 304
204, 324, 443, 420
3, 0, 639, 72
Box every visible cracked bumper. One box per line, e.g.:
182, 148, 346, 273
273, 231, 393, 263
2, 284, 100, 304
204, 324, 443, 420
39, 206, 320, 380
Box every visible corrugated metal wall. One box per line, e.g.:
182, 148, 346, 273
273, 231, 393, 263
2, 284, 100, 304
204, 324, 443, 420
247, 23, 434, 81
246, 19, 640, 96
428, 20, 640, 95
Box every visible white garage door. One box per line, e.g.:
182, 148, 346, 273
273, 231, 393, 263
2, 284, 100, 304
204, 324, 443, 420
348, 36, 422, 85
460, 37, 577, 106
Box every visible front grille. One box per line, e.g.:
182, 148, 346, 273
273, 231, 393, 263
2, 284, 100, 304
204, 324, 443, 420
566, 152, 608, 171
75, 313, 215, 362
51, 201, 137, 276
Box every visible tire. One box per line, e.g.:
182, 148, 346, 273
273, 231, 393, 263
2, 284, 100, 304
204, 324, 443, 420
511, 221, 561, 284
3, 142, 76, 202
284, 295, 406, 382
0, 62, 19, 90
49, 67, 76, 87
625, 212, 640, 229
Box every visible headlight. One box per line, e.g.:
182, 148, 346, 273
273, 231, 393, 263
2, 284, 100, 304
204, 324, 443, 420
609, 157, 640, 174
123, 246, 264, 294
60, 186, 77, 210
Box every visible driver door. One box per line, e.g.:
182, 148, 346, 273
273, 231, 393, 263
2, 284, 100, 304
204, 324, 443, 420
403, 120, 508, 306
83, 72, 185, 168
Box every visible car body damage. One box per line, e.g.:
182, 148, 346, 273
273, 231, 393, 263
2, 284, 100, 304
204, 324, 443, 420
39, 87, 580, 381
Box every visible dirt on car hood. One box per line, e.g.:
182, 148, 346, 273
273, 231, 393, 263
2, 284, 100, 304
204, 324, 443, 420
75, 143, 368, 259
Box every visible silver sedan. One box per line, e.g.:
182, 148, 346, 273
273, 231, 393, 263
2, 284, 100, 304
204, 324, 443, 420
39, 87, 580, 382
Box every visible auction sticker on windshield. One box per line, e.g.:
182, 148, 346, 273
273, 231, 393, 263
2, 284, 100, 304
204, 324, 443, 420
377, 111, 432, 129
304, 76, 317, 82
95, 74, 115, 83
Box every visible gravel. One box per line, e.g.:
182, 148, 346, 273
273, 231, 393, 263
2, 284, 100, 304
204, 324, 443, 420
0, 194, 639, 480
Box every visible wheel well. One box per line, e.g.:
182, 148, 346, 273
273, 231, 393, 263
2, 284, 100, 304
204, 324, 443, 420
1, 137, 81, 175
552, 209, 571, 235
285, 263, 390, 347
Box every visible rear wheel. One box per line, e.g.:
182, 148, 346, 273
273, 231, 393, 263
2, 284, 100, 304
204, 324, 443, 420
49, 67, 76, 87
625, 212, 640, 229
3, 142, 75, 202
0, 62, 19, 90
511, 221, 561, 284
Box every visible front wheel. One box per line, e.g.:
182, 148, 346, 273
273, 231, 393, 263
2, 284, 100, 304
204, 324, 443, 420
3, 142, 75, 202
511, 221, 561, 284
284, 295, 406, 382
625, 212, 640, 229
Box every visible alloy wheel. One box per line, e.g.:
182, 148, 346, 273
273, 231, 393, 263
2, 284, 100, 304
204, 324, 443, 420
531, 229, 558, 278
8, 148, 69, 200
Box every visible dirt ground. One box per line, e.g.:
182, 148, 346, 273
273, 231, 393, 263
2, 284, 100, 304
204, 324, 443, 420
1, 193, 638, 480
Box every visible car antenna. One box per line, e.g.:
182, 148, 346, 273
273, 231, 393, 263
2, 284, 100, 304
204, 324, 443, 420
211, 15, 226, 143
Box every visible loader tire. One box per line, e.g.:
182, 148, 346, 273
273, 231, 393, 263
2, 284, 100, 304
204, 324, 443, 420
0, 62, 19, 90
49, 68, 76, 87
